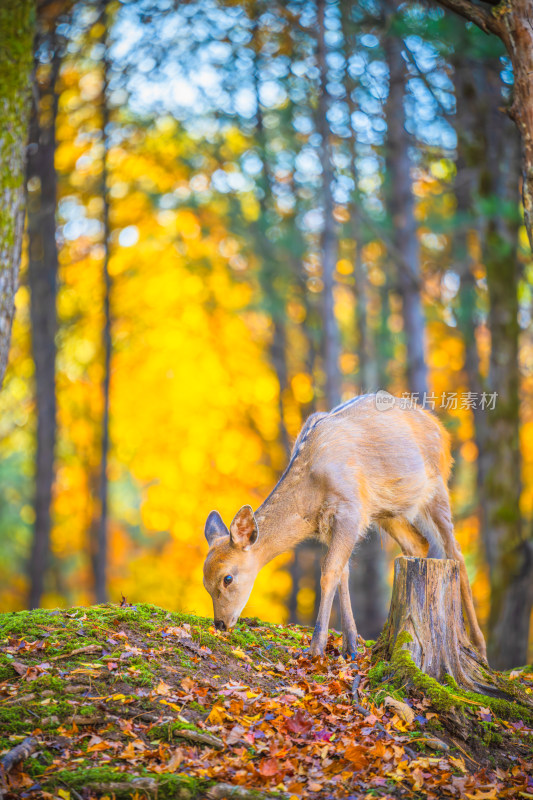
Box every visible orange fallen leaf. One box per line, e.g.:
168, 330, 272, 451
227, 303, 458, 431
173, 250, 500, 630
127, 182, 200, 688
344, 743, 368, 769
258, 757, 280, 776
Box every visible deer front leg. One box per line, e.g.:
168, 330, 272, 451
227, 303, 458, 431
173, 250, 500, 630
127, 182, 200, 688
310, 507, 360, 658
339, 563, 358, 658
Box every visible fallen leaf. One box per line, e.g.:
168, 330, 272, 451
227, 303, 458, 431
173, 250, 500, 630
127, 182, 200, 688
226, 724, 246, 744
231, 648, 252, 663
165, 626, 192, 639
344, 743, 368, 768
258, 757, 280, 776
384, 696, 415, 725
286, 711, 313, 735
167, 748, 184, 771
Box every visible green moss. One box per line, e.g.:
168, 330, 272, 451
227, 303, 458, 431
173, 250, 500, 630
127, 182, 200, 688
147, 720, 203, 742
129, 662, 155, 687
0, 705, 32, 735
368, 660, 387, 686
43, 767, 202, 799
227, 620, 304, 660
0, 656, 13, 681
0, 607, 58, 639
78, 704, 97, 717
31, 675, 65, 693
187, 700, 206, 713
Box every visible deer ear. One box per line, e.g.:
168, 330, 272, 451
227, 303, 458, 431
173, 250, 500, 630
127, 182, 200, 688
205, 510, 229, 547
230, 505, 258, 550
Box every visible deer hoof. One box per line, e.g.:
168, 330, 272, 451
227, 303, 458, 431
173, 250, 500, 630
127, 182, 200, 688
309, 636, 326, 658
342, 634, 358, 659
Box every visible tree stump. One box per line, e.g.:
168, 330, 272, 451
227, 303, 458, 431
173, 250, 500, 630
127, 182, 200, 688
375, 557, 533, 705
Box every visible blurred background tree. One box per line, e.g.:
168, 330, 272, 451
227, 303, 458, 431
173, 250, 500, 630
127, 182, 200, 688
0, 0, 532, 669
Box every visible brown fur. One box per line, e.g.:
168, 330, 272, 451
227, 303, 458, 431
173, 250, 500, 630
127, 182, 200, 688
203, 394, 486, 659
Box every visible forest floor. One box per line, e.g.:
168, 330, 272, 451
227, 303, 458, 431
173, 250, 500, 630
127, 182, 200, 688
0, 602, 532, 800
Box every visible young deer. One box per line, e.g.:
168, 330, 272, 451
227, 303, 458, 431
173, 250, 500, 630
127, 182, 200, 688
203, 394, 487, 660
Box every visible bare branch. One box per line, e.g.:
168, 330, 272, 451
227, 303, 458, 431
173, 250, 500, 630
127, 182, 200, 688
433, 0, 502, 37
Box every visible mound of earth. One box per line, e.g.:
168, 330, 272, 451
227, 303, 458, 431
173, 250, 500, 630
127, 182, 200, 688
0, 602, 531, 799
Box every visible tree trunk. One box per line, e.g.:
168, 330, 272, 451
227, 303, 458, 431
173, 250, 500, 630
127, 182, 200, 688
27, 26, 61, 610
93, 1, 111, 604
379, 557, 488, 688
375, 557, 533, 739
339, 0, 374, 393
477, 64, 531, 670
250, 11, 291, 459
501, 0, 533, 252
339, 0, 388, 639
383, 9, 428, 399
433, 0, 533, 251
449, 45, 532, 668
316, 0, 341, 410
483, 164, 530, 669
0, 0, 34, 388
452, 45, 490, 572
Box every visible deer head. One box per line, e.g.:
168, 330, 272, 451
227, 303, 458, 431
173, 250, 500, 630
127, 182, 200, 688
202, 505, 259, 631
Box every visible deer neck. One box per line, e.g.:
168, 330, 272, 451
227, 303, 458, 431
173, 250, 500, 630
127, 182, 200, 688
254, 467, 314, 567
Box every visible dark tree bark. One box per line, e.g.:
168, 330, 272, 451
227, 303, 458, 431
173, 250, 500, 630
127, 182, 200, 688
454, 52, 532, 669
92, 0, 111, 603
250, 9, 291, 458
340, 0, 372, 393
316, 0, 341, 410
383, 5, 428, 398
433, 0, 533, 252
452, 44, 490, 557
0, 0, 35, 388
27, 24, 62, 610
339, 0, 387, 640
482, 106, 531, 669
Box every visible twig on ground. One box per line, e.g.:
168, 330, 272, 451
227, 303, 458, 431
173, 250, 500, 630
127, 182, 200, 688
206, 785, 289, 799
172, 729, 224, 750
81, 778, 158, 795
48, 644, 102, 661
1, 736, 38, 773
58, 778, 84, 800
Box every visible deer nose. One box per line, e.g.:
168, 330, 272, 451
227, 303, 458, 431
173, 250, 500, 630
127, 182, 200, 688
214, 619, 226, 631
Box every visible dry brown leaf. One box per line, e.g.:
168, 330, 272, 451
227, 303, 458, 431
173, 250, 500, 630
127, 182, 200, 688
384, 695, 415, 725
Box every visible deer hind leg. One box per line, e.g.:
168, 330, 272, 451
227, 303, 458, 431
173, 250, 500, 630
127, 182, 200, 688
338, 563, 358, 658
310, 503, 362, 658
426, 482, 487, 661
378, 516, 428, 557
412, 512, 446, 558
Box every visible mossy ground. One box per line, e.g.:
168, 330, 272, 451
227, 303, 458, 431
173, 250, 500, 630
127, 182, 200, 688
0, 603, 306, 798
369, 630, 533, 762
1, 604, 532, 798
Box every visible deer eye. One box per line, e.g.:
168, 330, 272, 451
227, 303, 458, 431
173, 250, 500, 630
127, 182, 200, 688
223, 575, 233, 587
